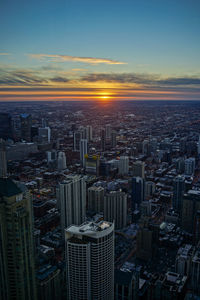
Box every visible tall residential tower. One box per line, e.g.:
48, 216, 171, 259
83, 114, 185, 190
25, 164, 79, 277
65, 220, 114, 300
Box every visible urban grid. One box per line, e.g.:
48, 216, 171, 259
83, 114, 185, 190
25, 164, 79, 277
1, 0, 200, 299
0, 100, 200, 300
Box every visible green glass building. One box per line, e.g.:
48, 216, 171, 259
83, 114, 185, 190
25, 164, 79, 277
0, 178, 37, 300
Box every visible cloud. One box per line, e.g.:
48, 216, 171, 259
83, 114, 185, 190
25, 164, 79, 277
50, 76, 69, 83
0, 53, 11, 56
28, 53, 126, 65
81, 72, 200, 87
40, 65, 63, 71
0, 69, 48, 86
81, 73, 158, 84
158, 77, 200, 86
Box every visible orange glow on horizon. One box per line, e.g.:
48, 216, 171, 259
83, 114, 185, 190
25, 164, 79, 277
0, 82, 198, 101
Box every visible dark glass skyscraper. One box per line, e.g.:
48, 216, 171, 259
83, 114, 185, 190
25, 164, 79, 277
173, 175, 185, 212
20, 113, 32, 142
0, 113, 13, 140
132, 177, 144, 211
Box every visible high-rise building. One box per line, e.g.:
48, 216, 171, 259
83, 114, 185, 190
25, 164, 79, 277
118, 156, 129, 175
65, 220, 114, 300
38, 127, 51, 143
58, 175, 86, 235
41, 118, 48, 128
0, 178, 37, 300
88, 185, 104, 213
73, 131, 83, 151
132, 177, 144, 210
194, 210, 200, 244
145, 181, 155, 198
31, 126, 39, 142
136, 219, 153, 261
173, 175, 185, 212
181, 190, 200, 233
86, 125, 93, 141
85, 154, 100, 175
36, 264, 62, 300
111, 131, 117, 148
149, 271, 187, 300
57, 151, 66, 170
197, 135, 200, 156
132, 161, 145, 178
101, 128, 106, 151
149, 137, 157, 153
184, 157, 195, 176
191, 241, 200, 295
105, 124, 111, 139
114, 265, 140, 300
20, 113, 32, 142
0, 139, 7, 178
175, 244, 195, 276
0, 113, 13, 140
142, 139, 149, 155
176, 157, 185, 174
136, 217, 159, 261
80, 139, 88, 167
46, 150, 57, 163
99, 158, 110, 176
104, 191, 127, 229
140, 200, 152, 217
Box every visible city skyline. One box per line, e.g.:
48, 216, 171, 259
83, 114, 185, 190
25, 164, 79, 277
0, 0, 200, 101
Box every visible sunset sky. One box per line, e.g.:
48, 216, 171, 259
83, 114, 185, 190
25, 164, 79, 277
0, 0, 200, 101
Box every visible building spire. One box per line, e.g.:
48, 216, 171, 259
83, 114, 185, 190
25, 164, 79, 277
0, 139, 7, 178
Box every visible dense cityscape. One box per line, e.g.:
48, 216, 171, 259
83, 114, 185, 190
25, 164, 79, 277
0, 100, 200, 299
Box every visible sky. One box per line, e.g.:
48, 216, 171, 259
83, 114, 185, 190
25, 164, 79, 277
0, 0, 200, 101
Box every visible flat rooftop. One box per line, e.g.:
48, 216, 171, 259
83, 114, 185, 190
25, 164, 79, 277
66, 220, 114, 239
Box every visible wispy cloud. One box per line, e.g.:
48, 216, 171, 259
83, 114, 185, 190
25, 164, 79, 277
81, 72, 200, 87
28, 53, 126, 65
0, 52, 11, 56
0, 65, 200, 101
0, 69, 48, 86
50, 76, 69, 83
81, 73, 157, 84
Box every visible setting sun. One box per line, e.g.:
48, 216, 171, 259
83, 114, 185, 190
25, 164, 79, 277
100, 95, 109, 100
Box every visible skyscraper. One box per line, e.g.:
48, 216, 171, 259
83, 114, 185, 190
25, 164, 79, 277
118, 156, 129, 175
145, 181, 155, 198
104, 191, 127, 229
132, 161, 145, 178
88, 185, 104, 213
80, 139, 88, 167
197, 135, 200, 156
173, 175, 185, 212
85, 155, 100, 176
0, 113, 13, 140
46, 150, 57, 163
0, 139, 7, 178
86, 125, 93, 141
101, 128, 106, 151
181, 190, 200, 234
57, 151, 67, 170
58, 175, 86, 235
0, 178, 37, 300
20, 113, 32, 142
191, 241, 200, 295
105, 124, 111, 139
184, 157, 195, 176
65, 220, 114, 300
73, 131, 83, 151
111, 131, 117, 148
136, 217, 159, 261
38, 127, 51, 143
132, 177, 144, 210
